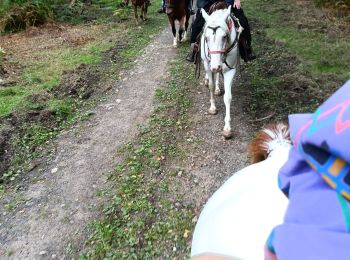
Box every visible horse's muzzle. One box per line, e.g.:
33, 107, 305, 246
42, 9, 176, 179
211, 65, 222, 73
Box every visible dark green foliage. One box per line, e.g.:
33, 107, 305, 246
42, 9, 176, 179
0, 0, 126, 32
0, 0, 55, 32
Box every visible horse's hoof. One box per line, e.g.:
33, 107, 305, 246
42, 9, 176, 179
223, 129, 233, 139
208, 108, 218, 115
181, 37, 187, 43
204, 79, 209, 87
214, 89, 221, 96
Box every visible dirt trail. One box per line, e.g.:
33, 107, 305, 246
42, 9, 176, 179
181, 73, 252, 209
0, 28, 177, 259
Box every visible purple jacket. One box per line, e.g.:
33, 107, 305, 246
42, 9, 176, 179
266, 79, 350, 259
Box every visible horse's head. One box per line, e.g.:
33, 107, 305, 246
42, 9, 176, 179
201, 6, 233, 73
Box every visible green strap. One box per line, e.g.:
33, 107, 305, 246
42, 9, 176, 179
337, 193, 350, 232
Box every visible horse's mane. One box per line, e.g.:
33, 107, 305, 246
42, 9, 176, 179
249, 123, 291, 163
204, 9, 231, 33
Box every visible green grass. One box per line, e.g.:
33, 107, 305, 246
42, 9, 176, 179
236, 0, 350, 123
0, 2, 139, 119
0, 3, 166, 119
0, 84, 36, 116
245, 0, 350, 80
0, 44, 106, 119
266, 27, 349, 79
81, 46, 196, 259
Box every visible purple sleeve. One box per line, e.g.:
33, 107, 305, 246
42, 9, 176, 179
266, 80, 350, 259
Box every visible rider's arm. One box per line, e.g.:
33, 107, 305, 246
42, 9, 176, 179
225, 0, 241, 9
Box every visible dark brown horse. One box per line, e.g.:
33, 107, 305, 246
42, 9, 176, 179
165, 0, 190, 47
124, 0, 149, 23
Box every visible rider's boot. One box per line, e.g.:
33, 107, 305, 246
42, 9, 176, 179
239, 37, 256, 62
186, 43, 198, 62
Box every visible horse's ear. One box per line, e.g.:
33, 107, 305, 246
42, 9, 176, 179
225, 5, 231, 19
201, 8, 210, 22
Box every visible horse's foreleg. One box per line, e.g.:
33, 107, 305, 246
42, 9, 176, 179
214, 73, 221, 96
204, 74, 209, 88
204, 63, 217, 115
143, 4, 148, 20
183, 14, 190, 42
134, 6, 138, 23
140, 5, 145, 20
179, 17, 186, 42
171, 21, 178, 47
222, 69, 236, 138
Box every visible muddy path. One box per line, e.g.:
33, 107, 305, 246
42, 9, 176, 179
0, 28, 178, 259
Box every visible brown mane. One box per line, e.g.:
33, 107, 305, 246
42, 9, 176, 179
248, 123, 291, 164
208, 1, 228, 14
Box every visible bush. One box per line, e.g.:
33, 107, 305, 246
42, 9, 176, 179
315, 0, 350, 17
0, 1, 55, 32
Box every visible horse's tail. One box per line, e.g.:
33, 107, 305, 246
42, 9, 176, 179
248, 123, 291, 164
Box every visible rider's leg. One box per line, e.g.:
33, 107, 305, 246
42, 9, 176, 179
232, 7, 256, 61
186, 9, 205, 62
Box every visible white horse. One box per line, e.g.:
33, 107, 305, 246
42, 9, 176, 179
191, 124, 291, 260
201, 6, 242, 138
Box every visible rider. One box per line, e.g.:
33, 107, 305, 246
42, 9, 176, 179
186, 0, 256, 63
158, 0, 195, 15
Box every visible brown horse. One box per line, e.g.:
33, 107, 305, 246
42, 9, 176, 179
124, 0, 149, 23
165, 0, 190, 47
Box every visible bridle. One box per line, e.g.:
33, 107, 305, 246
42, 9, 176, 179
203, 16, 241, 70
